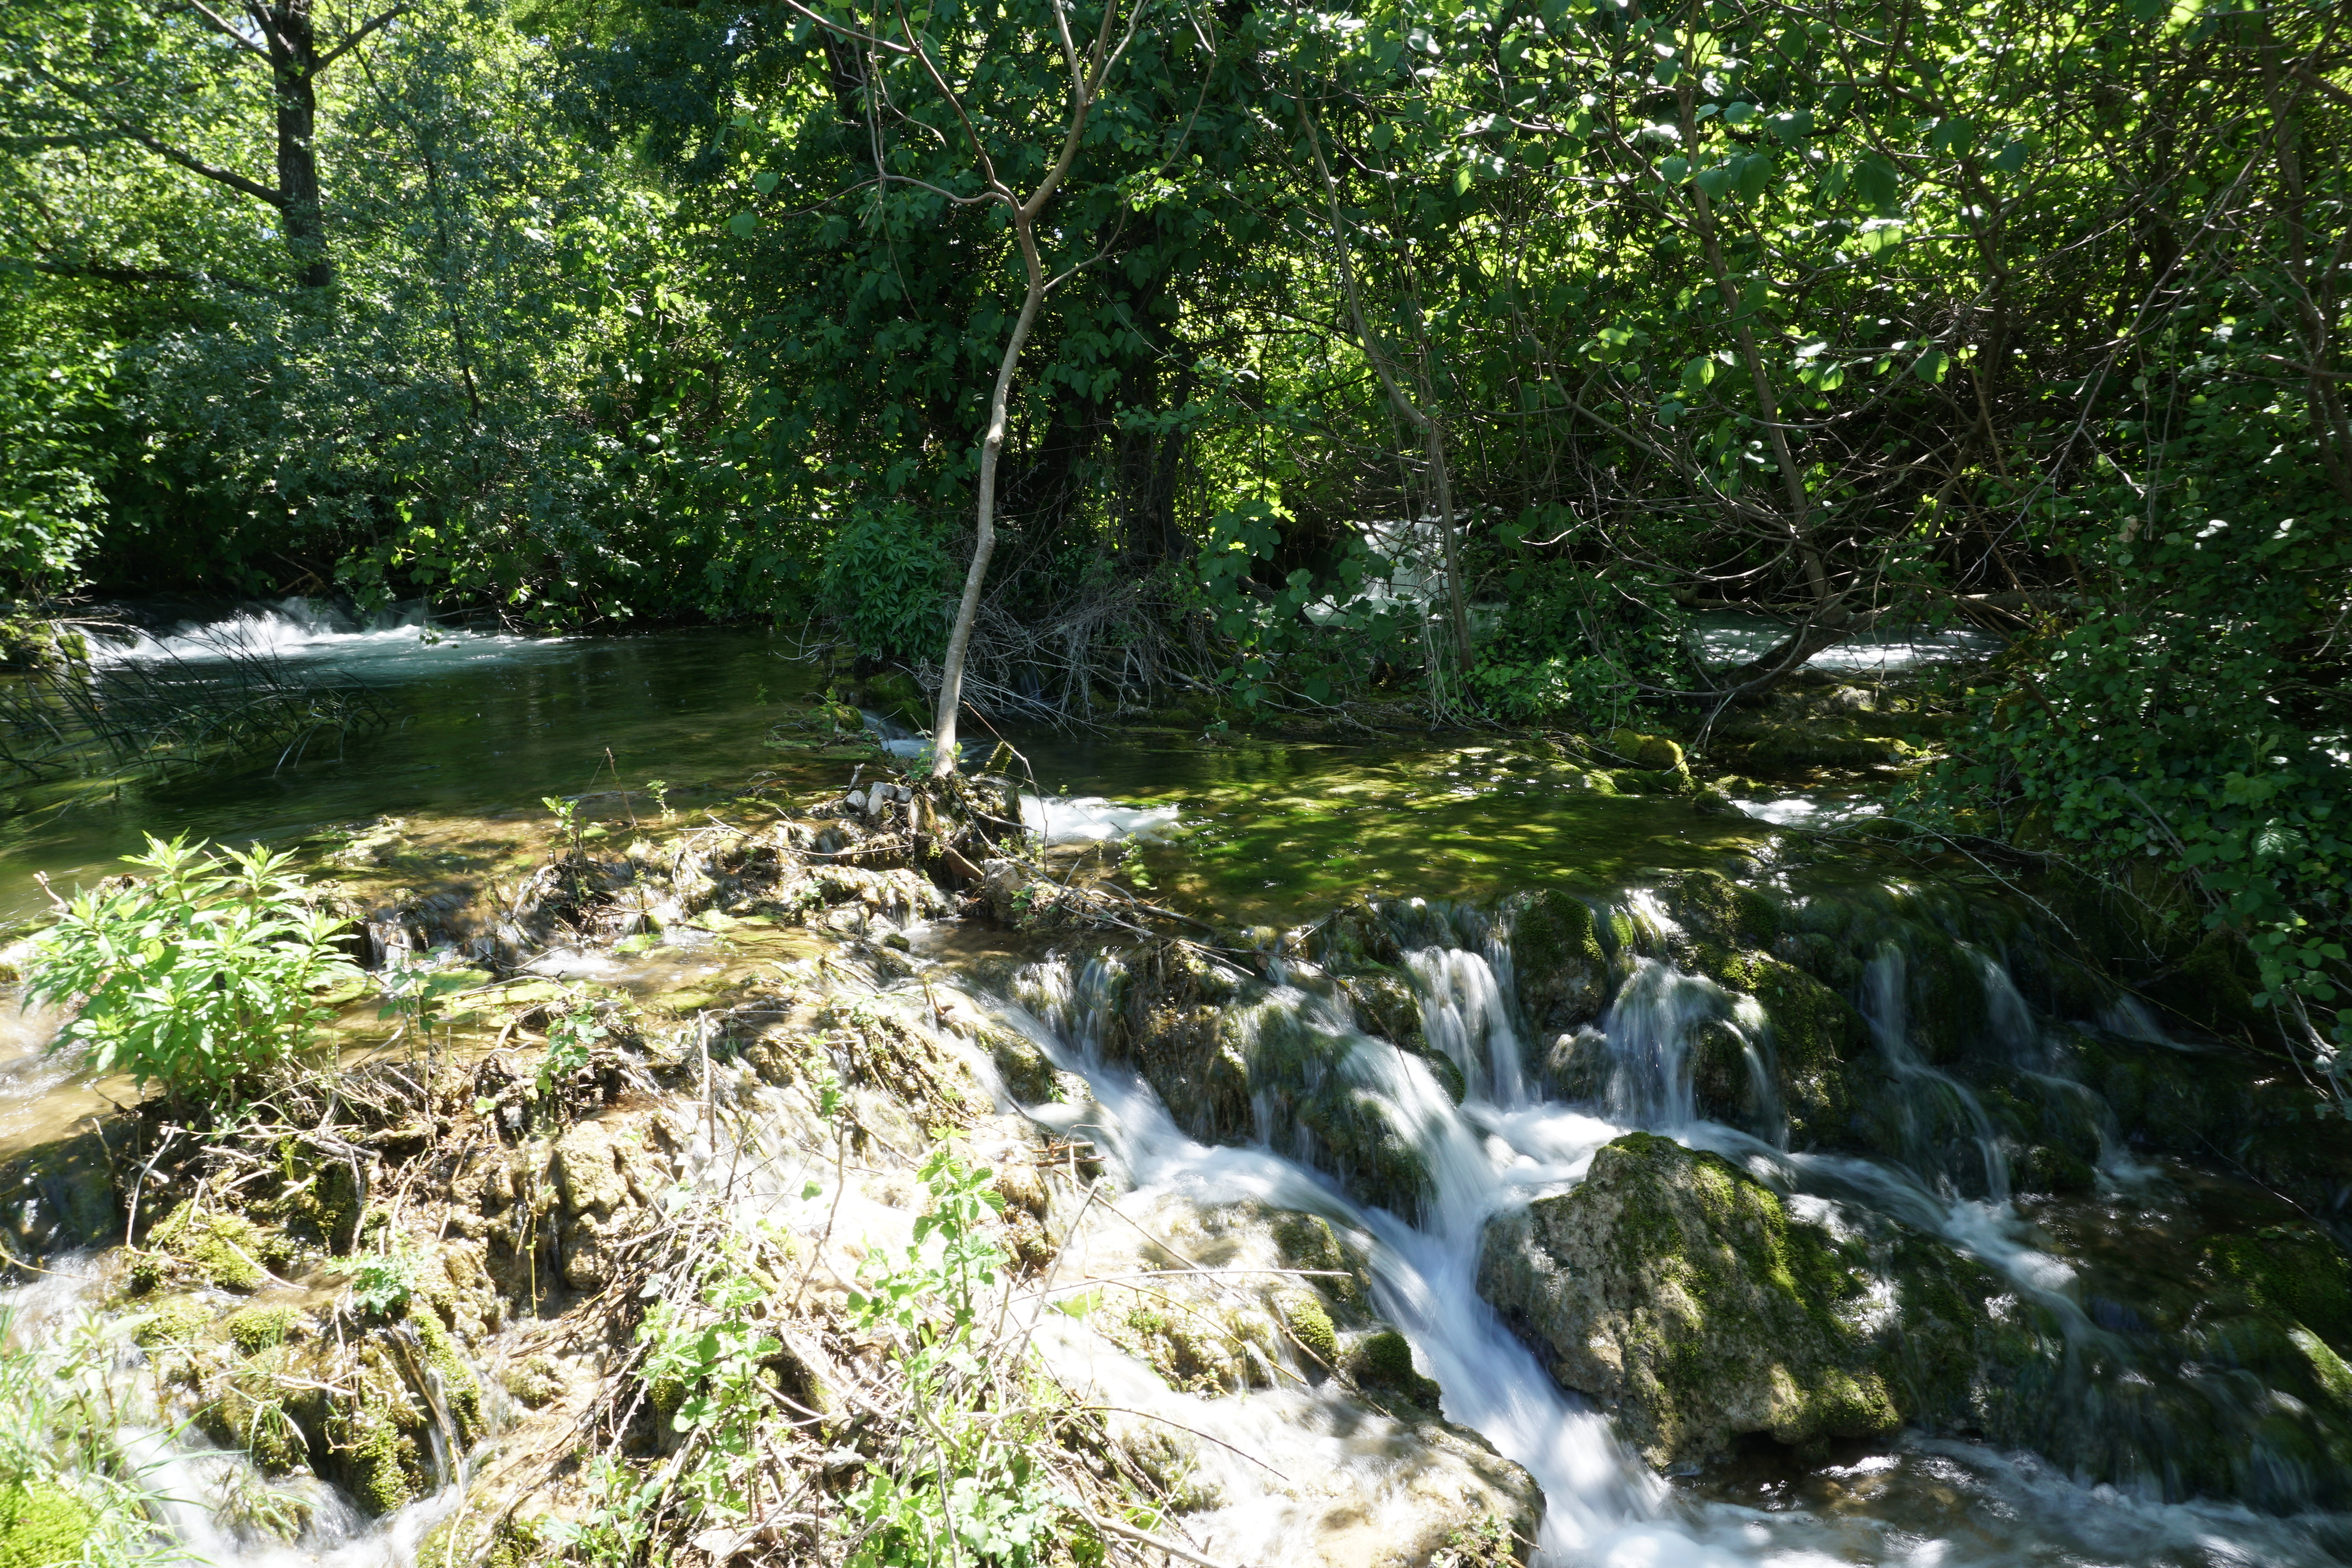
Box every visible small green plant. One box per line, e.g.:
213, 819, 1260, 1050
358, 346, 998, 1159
837, 1148, 1065, 1567
333, 1238, 420, 1317
536, 1001, 606, 1105
543, 795, 581, 853
643, 778, 672, 818
28, 835, 362, 1111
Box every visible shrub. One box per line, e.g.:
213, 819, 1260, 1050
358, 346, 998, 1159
26, 835, 362, 1112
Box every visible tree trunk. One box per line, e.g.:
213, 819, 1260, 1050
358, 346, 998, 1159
930, 218, 1047, 775
263, 0, 331, 289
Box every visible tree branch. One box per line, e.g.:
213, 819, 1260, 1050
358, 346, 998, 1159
182, 0, 270, 58
315, 4, 414, 71
31, 67, 285, 208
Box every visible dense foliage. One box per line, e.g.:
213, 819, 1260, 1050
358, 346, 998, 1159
28, 836, 361, 1108
2, 0, 2346, 1060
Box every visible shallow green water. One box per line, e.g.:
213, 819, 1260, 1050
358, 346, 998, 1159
2, 621, 1767, 924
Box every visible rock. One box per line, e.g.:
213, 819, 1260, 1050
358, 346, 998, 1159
1479, 1132, 1904, 1469
550, 1121, 630, 1219
0, 1128, 125, 1259
1503, 891, 1606, 1034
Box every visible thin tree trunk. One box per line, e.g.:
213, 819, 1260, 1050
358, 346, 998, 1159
1298, 105, 1474, 670
931, 220, 1047, 775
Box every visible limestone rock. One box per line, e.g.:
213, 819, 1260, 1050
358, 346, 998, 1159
550, 1121, 630, 1219
1478, 1131, 1902, 1469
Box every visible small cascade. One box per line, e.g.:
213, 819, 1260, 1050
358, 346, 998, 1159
1589, 958, 1725, 1128
961, 876, 2352, 1564
1859, 942, 2012, 1201
1405, 945, 1528, 1106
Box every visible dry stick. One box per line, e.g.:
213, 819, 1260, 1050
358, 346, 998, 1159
1073, 1506, 1251, 1568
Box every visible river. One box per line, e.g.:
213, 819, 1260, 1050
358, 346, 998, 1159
2, 603, 2346, 1567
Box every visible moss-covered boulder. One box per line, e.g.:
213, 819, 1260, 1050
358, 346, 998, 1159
1701, 950, 1869, 1148
1479, 1132, 1901, 1467
1478, 1132, 2059, 1471
1100, 942, 1436, 1218
1503, 890, 1606, 1035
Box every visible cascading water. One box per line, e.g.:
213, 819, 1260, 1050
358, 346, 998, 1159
961, 892, 2352, 1566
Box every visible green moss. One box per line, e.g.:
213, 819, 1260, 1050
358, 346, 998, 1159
1349, 1330, 1443, 1409
1668, 871, 1781, 948
2204, 1227, 2352, 1350
1509, 890, 1608, 1033
226, 1303, 301, 1355
1295, 1084, 1431, 1222
501, 1355, 562, 1408
0, 1483, 93, 1568
133, 1293, 215, 1348
414, 1310, 486, 1444
1280, 1293, 1339, 1365
2290, 1326, 2352, 1406
147, 1202, 271, 1292
1702, 952, 1862, 1146
1268, 1213, 1367, 1312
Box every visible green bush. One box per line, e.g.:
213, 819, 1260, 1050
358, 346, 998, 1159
26, 835, 362, 1111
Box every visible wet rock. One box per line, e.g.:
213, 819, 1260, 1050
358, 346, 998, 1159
1477, 1133, 2051, 1467
1534, 1026, 1608, 1102
1502, 891, 1605, 1034
1701, 950, 1867, 1148
0, 1127, 125, 1259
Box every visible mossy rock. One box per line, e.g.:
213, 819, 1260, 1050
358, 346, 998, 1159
1334, 968, 1425, 1054
1477, 1132, 1902, 1467
1268, 1212, 1370, 1313
858, 670, 929, 728
1294, 1081, 1432, 1222
0, 1483, 93, 1568
502, 1355, 562, 1408
2203, 1226, 2352, 1353
1607, 729, 1685, 771
133, 1293, 218, 1348
1349, 1329, 1444, 1412
1663, 870, 1781, 950
1505, 890, 1606, 1034
0, 1130, 124, 1261
1703, 950, 1865, 1148
1278, 1290, 1340, 1366
225, 1303, 302, 1355
987, 1030, 1064, 1105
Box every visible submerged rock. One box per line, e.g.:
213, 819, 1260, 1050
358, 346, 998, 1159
1478, 1132, 2050, 1470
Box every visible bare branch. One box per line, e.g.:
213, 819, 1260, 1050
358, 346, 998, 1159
315, 4, 414, 71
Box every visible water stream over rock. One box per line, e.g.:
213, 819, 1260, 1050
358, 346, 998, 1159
1, 610, 2346, 1567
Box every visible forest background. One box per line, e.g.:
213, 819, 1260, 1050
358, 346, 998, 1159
1, 0, 2347, 1078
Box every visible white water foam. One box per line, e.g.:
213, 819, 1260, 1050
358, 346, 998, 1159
1019, 794, 1181, 845
91, 599, 546, 674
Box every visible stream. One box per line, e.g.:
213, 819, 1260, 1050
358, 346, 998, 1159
3, 603, 2347, 1567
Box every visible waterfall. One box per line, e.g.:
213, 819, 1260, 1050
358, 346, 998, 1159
965, 897, 2352, 1566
